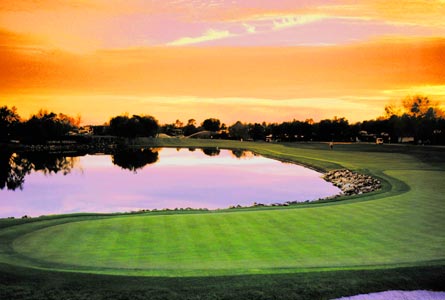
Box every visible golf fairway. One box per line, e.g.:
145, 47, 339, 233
2, 141, 444, 277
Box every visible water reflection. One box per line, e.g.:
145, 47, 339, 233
0, 148, 161, 190
202, 148, 220, 156
24, 152, 77, 176
230, 149, 257, 159
0, 151, 32, 191
0, 148, 342, 218
0, 150, 76, 191
112, 148, 159, 173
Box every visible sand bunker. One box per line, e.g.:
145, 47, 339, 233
334, 290, 445, 300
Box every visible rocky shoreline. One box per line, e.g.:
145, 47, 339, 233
323, 169, 381, 196
244, 169, 381, 208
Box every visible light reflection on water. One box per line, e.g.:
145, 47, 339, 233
0, 148, 341, 218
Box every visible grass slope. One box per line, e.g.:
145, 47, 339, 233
1, 140, 444, 298
1, 262, 444, 300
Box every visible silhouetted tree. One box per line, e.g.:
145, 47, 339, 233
249, 123, 265, 141
268, 123, 281, 141
382, 96, 445, 143
109, 115, 159, 138
182, 119, 197, 136
229, 121, 249, 140
0, 106, 21, 140
20, 110, 79, 143
202, 118, 221, 131
109, 115, 129, 136
316, 117, 350, 141
385, 95, 444, 119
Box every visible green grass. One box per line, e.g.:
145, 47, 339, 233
1, 140, 444, 298
9, 184, 445, 276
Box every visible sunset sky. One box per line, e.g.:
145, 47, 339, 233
1, 0, 444, 125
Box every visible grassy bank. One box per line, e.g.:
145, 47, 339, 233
1, 139, 444, 299
1, 262, 444, 300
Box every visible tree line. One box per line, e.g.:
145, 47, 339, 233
0, 108, 81, 143
1, 95, 445, 144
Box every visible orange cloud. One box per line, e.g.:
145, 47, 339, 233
1, 31, 444, 124
0, 0, 99, 12
2, 36, 444, 97
0, 28, 46, 49
367, 0, 445, 27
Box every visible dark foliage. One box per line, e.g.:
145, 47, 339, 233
229, 121, 249, 140
0, 106, 20, 141
0, 150, 31, 191
0, 151, 78, 191
17, 110, 79, 143
3, 95, 445, 144
249, 123, 266, 141
202, 118, 221, 132
231, 149, 249, 159
112, 148, 159, 172
109, 115, 159, 138
202, 148, 220, 157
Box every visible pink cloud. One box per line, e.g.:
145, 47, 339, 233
188, 18, 444, 47
1, 0, 444, 50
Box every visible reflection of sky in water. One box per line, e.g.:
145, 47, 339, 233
0, 149, 341, 218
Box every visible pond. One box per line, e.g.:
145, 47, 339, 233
0, 148, 341, 218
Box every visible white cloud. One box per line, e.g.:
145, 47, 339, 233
272, 14, 326, 30
242, 23, 256, 34
167, 29, 234, 46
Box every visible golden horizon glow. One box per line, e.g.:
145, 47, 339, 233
0, 1, 444, 125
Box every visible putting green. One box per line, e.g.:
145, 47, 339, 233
3, 141, 445, 276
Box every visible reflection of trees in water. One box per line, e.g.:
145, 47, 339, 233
0, 148, 160, 190
231, 149, 256, 159
0, 152, 32, 190
231, 149, 246, 159
0, 151, 78, 191
0, 147, 258, 191
202, 148, 220, 157
22, 153, 78, 175
112, 148, 159, 172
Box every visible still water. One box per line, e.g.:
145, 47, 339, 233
0, 148, 341, 218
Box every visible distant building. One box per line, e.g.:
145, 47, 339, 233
168, 128, 183, 136
91, 125, 109, 135
357, 131, 376, 142
399, 137, 415, 143
357, 131, 390, 143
